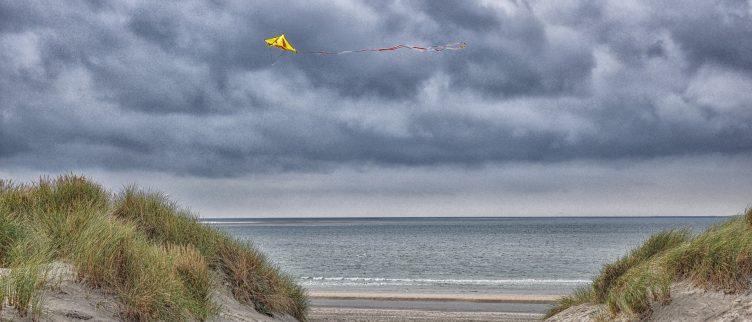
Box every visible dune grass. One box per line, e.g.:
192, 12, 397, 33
1, 229, 53, 318
113, 187, 308, 319
592, 229, 690, 303
665, 210, 752, 292
547, 209, 752, 320
543, 285, 594, 319
0, 175, 308, 320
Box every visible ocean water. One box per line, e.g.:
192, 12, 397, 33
209, 217, 727, 295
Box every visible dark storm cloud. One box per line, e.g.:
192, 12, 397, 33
666, 0, 752, 72
1, 0, 752, 177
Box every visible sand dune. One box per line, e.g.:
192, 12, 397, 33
0, 263, 279, 322
547, 282, 752, 321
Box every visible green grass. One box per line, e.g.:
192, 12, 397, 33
0, 175, 308, 320
604, 261, 672, 318
0, 217, 23, 267
547, 209, 752, 320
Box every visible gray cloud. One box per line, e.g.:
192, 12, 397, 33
1, 0, 752, 178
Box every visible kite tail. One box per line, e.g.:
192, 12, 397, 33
304, 42, 467, 55
270, 51, 287, 65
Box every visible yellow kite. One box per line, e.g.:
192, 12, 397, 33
265, 34, 297, 53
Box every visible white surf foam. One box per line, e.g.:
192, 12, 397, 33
298, 276, 590, 286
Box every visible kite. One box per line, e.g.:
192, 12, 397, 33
264, 33, 466, 56
265, 34, 297, 53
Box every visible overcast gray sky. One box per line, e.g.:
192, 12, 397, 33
1, 0, 751, 217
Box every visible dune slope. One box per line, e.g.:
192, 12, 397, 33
547, 208, 752, 321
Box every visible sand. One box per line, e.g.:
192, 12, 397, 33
308, 292, 556, 321
309, 307, 543, 321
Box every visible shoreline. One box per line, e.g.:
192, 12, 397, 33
309, 291, 562, 304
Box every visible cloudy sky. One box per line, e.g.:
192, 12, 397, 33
1, 0, 751, 217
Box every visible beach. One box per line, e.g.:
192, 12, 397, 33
307, 292, 557, 321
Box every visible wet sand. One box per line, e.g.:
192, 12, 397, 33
308, 292, 558, 321
309, 307, 543, 321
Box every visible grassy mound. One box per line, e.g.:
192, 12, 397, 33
546, 208, 752, 320
0, 175, 307, 320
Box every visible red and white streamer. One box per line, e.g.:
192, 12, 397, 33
305, 42, 467, 55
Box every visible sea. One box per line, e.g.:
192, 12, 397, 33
208, 216, 727, 296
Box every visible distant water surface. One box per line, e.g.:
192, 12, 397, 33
208, 217, 726, 295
